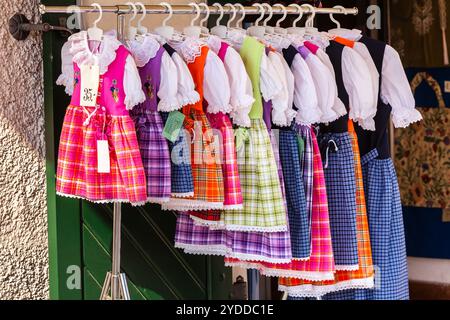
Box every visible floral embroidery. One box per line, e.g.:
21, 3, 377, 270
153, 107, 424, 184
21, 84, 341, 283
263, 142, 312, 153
412, 0, 435, 36
110, 79, 119, 103
144, 75, 154, 99
73, 71, 80, 88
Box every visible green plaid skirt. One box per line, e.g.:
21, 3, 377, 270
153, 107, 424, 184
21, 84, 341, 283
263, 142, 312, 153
223, 119, 288, 232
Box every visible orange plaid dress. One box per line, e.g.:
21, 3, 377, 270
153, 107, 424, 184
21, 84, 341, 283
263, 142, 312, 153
162, 45, 224, 213
279, 121, 374, 298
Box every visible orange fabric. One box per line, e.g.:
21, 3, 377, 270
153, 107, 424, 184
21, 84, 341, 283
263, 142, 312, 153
279, 120, 374, 292
334, 36, 355, 48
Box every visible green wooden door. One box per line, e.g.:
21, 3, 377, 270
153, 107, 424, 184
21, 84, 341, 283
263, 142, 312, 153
43, 0, 231, 300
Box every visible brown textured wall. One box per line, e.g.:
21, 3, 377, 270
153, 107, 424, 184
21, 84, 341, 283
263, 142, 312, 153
0, 0, 48, 299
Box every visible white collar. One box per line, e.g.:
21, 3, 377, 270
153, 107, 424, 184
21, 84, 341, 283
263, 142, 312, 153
69, 31, 122, 75
127, 34, 161, 67
169, 37, 207, 64
328, 28, 363, 41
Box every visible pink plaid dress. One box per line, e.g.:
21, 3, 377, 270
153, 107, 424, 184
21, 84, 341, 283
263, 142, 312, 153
225, 128, 335, 281
56, 33, 147, 205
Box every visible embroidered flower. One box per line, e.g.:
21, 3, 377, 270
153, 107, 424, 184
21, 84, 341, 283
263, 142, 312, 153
144, 75, 154, 99
73, 71, 80, 88
110, 79, 119, 103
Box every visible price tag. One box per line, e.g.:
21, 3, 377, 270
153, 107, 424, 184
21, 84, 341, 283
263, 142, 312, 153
163, 111, 185, 143
80, 64, 100, 107
97, 140, 111, 173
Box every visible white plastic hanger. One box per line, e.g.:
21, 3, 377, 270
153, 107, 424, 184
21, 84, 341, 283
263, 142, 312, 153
211, 3, 227, 38
87, 3, 104, 41
303, 4, 319, 35
287, 4, 305, 36
247, 3, 266, 38
126, 2, 138, 40
234, 3, 246, 31
183, 3, 202, 38
328, 6, 361, 39
225, 3, 237, 30
273, 3, 288, 35
136, 2, 148, 35
262, 3, 274, 34
198, 2, 210, 36
154, 2, 175, 40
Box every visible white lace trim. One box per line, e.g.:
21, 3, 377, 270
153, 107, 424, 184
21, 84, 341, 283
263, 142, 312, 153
161, 199, 224, 211
224, 260, 335, 281
285, 109, 297, 127
158, 97, 182, 112
207, 103, 234, 115
146, 197, 170, 205
223, 223, 288, 233
69, 31, 122, 75
223, 203, 244, 210
171, 192, 194, 198
127, 35, 161, 68
171, 38, 207, 64
125, 88, 146, 111
392, 108, 423, 129
176, 243, 227, 257
272, 110, 291, 128
56, 192, 146, 207
191, 216, 225, 229
230, 111, 252, 128
178, 90, 201, 108
335, 265, 360, 272
206, 35, 222, 54
278, 276, 375, 298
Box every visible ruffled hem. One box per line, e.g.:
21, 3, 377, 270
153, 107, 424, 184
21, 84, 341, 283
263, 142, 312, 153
392, 108, 423, 128
278, 277, 375, 298
158, 98, 182, 112
272, 111, 291, 128
177, 91, 201, 107
319, 109, 343, 124
127, 35, 160, 67
175, 243, 227, 257
335, 265, 360, 272
56, 74, 74, 96
125, 91, 146, 111
171, 192, 195, 198
146, 197, 170, 205
207, 103, 233, 115
285, 109, 297, 126
224, 260, 335, 281
56, 192, 146, 207
355, 117, 376, 131
223, 203, 244, 210
161, 199, 224, 211
296, 108, 322, 126
230, 111, 252, 128
222, 223, 288, 233
332, 99, 348, 118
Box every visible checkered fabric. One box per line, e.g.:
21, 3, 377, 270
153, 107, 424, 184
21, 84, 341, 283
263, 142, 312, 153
279, 128, 310, 259
297, 125, 314, 224
223, 119, 287, 232
227, 128, 335, 280
131, 109, 171, 204
160, 111, 194, 197
318, 131, 359, 269
283, 122, 374, 298
324, 149, 409, 300
56, 105, 147, 205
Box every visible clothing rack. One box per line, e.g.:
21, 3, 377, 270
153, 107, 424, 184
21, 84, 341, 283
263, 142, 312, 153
39, 4, 358, 16
37, 2, 359, 302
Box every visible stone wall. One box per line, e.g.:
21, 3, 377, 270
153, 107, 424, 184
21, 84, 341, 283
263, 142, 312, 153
0, 0, 48, 299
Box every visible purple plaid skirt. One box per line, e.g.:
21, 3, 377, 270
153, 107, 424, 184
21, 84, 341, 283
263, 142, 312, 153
132, 110, 171, 204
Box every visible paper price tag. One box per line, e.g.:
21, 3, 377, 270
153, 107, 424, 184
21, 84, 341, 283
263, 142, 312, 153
163, 111, 186, 143
80, 64, 100, 107
97, 140, 111, 173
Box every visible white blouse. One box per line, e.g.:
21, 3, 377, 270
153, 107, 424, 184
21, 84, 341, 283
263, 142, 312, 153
170, 52, 201, 107
206, 35, 255, 127
57, 31, 145, 110
128, 35, 180, 112
291, 54, 321, 125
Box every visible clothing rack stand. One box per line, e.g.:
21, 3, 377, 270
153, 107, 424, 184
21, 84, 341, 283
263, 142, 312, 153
37, 3, 359, 301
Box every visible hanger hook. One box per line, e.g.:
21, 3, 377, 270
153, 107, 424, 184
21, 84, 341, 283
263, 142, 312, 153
234, 3, 246, 28
262, 3, 273, 27
212, 3, 225, 27
301, 4, 316, 28
91, 3, 103, 27
225, 3, 237, 28
136, 2, 146, 28
160, 2, 173, 26
125, 2, 138, 24
273, 4, 287, 27
189, 2, 201, 27
330, 5, 346, 29
253, 3, 265, 26
288, 4, 303, 27
199, 3, 210, 27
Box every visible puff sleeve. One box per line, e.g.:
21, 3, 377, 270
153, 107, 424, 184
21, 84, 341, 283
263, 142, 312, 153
157, 51, 180, 112
171, 52, 201, 107
56, 41, 75, 96
203, 51, 232, 114
123, 55, 146, 110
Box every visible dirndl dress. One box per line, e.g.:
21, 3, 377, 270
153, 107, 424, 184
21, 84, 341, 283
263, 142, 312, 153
129, 45, 171, 204
56, 38, 147, 205
318, 131, 359, 270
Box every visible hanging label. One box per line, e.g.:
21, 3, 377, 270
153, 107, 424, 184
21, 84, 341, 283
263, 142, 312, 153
97, 140, 111, 173
80, 64, 100, 107
297, 135, 305, 158
163, 111, 185, 143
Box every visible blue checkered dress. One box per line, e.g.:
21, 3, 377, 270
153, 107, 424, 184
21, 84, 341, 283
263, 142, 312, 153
323, 149, 409, 300
160, 112, 194, 196
279, 126, 310, 259
318, 132, 358, 268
